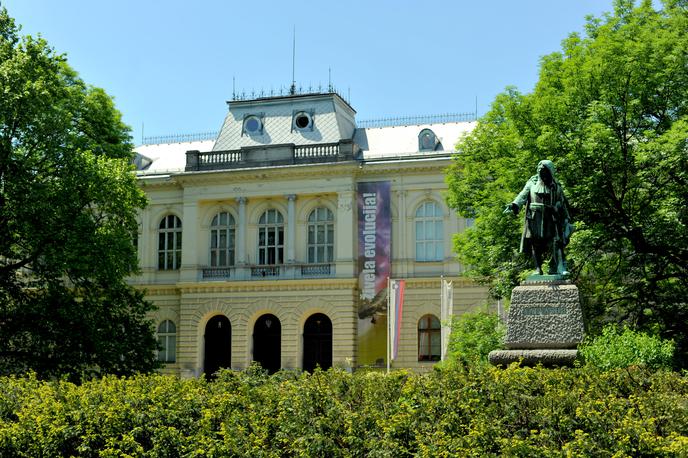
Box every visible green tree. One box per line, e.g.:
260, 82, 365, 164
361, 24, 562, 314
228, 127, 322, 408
446, 0, 688, 366
0, 7, 158, 379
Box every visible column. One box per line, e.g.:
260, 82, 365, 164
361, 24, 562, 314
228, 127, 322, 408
236, 197, 247, 265
286, 194, 296, 263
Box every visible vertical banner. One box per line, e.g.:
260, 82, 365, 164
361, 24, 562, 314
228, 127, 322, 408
357, 181, 392, 318
440, 278, 454, 361
388, 279, 406, 364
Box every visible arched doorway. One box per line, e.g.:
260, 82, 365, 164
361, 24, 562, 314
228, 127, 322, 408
204, 315, 231, 378
303, 313, 332, 372
252, 314, 281, 374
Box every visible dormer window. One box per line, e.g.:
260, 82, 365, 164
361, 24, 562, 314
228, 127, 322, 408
292, 111, 314, 132
419, 129, 440, 152
243, 115, 264, 135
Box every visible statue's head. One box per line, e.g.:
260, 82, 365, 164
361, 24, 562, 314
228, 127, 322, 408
537, 160, 556, 184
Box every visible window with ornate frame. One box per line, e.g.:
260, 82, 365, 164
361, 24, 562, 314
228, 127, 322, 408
242, 114, 264, 135
258, 209, 284, 265
292, 110, 315, 132
158, 215, 182, 270
418, 314, 441, 361
307, 207, 334, 263
157, 320, 176, 363
210, 212, 235, 267
415, 201, 444, 262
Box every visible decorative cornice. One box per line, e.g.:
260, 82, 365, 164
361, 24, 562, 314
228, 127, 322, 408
134, 276, 481, 297
177, 278, 358, 294
400, 277, 479, 289
133, 284, 179, 296
137, 156, 453, 190
172, 162, 361, 186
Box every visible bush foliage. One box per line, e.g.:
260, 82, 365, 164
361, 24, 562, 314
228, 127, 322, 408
580, 325, 676, 371
444, 311, 504, 366
1, 365, 687, 456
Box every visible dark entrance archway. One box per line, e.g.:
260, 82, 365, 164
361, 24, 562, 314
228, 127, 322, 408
204, 315, 231, 378
252, 314, 281, 374
303, 313, 332, 372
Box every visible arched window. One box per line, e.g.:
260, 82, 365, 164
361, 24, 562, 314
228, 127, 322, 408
253, 314, 282, 374
418, 128, 440, 151
158, 215, 182, 270
204, 315, 231, 378
303, 313, 333, 372
307, 207, 334, 263
258, 209, 284, 265
418, 314, 441, 361
210, 212, 235, 267
157, 320, 176, 363
415, 201, 444, 261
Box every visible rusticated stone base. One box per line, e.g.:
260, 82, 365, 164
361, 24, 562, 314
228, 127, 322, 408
490, 281, 585, 368
505, 282, 584, 349
488, 349, 578, 367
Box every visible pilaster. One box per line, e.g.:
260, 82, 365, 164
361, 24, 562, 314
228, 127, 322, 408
336, 190, 356, 277
286, 194, 296, 263
180, 188, 200, 282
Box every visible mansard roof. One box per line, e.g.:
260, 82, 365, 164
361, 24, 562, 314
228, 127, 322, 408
133, 92, 476, 176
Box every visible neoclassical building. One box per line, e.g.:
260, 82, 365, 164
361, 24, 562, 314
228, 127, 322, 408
132, 91, 489, 377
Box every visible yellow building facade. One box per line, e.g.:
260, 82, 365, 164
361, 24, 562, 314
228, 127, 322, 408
132, 92, 489, 377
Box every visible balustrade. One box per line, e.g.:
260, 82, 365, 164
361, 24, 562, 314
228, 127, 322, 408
199, 263, 334, 281
186, 141, 354, 171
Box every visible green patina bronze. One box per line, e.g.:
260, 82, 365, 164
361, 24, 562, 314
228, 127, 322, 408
504, 160, 573, 278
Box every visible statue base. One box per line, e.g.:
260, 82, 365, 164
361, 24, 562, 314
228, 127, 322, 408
523, 273, 569, 284
489, 280, 584, 367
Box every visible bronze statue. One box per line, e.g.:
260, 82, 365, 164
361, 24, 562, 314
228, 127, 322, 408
504, 160, 573, 276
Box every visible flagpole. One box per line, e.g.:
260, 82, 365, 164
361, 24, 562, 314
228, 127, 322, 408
440, 276, 445, 361
386, 277, 391, 374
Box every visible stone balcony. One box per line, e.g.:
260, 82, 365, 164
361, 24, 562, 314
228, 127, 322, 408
200, 263, 334, 281
185, 140, 357, 172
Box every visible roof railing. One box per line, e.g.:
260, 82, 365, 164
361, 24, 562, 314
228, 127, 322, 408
140, 112, 477, 146
141, 131, 218, 146
356, 112, 477, 129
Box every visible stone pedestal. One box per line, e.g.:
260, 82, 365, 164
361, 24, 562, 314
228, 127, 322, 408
489, 279, 584, 366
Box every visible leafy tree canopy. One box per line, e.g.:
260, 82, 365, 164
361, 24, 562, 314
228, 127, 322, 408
446, 0, 688, 365
0, 7, 158, 379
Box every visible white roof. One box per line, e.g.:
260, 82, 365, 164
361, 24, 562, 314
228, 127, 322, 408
355, 121, 476, 159
134, 121, 477, 176
135, 140, 213, 175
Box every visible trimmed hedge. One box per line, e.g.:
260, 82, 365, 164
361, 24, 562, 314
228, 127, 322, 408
1, 365, 687, 456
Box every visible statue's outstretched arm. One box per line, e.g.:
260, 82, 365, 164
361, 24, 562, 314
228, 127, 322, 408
504, 181, 531, 216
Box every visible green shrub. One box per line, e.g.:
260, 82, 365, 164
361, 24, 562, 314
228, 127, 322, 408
579, 325, 675, 370
444, 311, 504, 366
1, 365, 688, 456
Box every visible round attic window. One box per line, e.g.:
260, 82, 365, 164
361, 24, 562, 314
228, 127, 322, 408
244, 115, 262, 134
293, 112, 313, 130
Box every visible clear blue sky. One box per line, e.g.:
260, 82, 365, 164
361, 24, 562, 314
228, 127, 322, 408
3, 0, 612, 145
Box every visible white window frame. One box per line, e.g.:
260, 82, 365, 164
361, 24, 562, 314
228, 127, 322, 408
307, 207, 334, 263
415, 201, 444, 262
158, 215, 182, 270
258, 209, 284, 265
157, 320, 176, 363
210, 212, 236, 267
